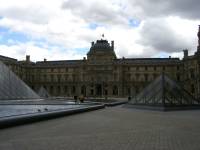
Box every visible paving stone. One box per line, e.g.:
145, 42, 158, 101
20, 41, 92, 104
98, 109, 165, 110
0, 106, 200, 150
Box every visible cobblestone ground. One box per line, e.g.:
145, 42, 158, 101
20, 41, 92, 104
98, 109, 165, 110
0, 106, 200, 150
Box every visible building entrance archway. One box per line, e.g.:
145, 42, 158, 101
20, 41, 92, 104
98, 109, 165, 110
95, 84, 102, 96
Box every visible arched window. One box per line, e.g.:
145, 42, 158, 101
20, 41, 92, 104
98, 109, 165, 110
57, 86, 61, 95
127, 87, 131, 96
112, 85, 118, 95
50, 86, 54, 94
71, 86, 76, 94
64, 86, 68, 94
81, 85, 86, 96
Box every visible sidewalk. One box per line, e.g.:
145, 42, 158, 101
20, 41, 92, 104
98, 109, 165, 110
0, 106, 200, 150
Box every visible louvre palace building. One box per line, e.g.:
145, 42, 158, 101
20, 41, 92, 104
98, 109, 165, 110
1, 26, 200, 100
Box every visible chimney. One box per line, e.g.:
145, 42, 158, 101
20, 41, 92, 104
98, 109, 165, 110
111, 41, 114, 49
44, 58, 47, 62
26, 55, 30, 62
183, 49, 188, 58
197, 25, 200, 52
91, 41, 94, 46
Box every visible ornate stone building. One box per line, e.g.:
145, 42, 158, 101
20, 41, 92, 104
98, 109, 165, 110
1, 26, 200, 99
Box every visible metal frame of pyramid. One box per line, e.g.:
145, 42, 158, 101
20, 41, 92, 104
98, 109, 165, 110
0, 61, 40, 100
129, 73, 200, 108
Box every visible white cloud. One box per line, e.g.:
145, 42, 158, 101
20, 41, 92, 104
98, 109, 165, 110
0, 41, 85, 62
0, 0, 200, 61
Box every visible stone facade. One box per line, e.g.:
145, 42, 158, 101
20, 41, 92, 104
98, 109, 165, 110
1, 27, 200, 99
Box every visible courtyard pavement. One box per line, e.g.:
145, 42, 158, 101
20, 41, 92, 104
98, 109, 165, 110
0, 106, 200, 150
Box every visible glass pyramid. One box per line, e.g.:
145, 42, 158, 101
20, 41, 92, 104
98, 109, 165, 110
130, 73, 200, 106
38, 86, 50, 98
0, 61, 40, 100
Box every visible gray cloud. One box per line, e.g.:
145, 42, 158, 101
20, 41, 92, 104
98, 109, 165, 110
62, 0, 128, 26
61, 0, 200, 56
0, 0, 199, 60
129, 0, 200, 19
0, 6, 51, 24
138, 18, 192, 53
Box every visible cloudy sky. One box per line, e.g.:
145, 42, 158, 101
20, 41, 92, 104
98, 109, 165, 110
0, 0, 200, 61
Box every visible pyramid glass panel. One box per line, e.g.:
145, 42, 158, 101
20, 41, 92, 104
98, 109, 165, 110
130, 74, 200, 106
0, 61, 40, 100
38, 86, 50, 98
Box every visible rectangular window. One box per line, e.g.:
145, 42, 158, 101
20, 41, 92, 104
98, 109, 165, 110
162, 66, 165, 71
177, 66, 180, 70
176, 74, 180, 81
50, 86, 54, 94
114, 73, 117, 81
190, 69, 195, 79
72, 75, 76, 82
51, 75, 54, 82
57, 86, 61, 94
136, 73, 139, 80
145, 74, 148, 82
127, 74, 131, 81
64, 86, 68, 93
153, 73, 157, 79
57, 74, 61, 82
191, 84, 195, 93
72, 86, 76, 94
32, 75, 34, 81
90, 89, 94, 95
65, 74, 68, 81
43, 75, 47, 82
127, 87, 131, 96
145, 66, 148, 71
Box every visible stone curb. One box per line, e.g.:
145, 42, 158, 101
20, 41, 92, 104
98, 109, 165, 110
105, 101, 128, 107
0, 104, 105, 129
124, 104, 200, 111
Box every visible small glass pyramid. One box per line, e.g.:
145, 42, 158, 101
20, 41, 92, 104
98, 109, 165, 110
130, 73, 200, 106
38, 86, 50, 98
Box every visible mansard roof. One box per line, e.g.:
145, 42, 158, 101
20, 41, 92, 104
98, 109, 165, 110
35, 60, 83, 67
0, 55, 18, 64
34, 57, 181, 67
114, 58, 181, 65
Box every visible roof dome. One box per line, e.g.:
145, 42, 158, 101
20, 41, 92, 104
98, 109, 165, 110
90, 40, 113, 51
87, 39, 116, 61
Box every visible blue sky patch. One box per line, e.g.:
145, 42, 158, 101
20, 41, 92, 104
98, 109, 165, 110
0, 27, 29, 45
88, 23, 99, 30
128, 19, 140, 27
153, 52, 170, 58
0, 26, 64, 52
75, 47, 88, 55
0, 26, 9, 33
33, 38, 49, 48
